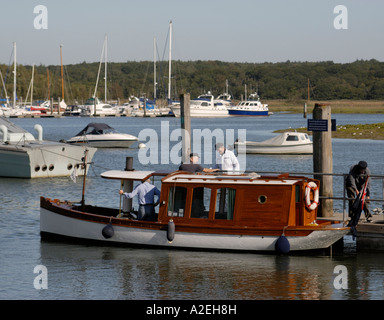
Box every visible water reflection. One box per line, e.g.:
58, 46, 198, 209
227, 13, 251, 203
39, 242, 381, 300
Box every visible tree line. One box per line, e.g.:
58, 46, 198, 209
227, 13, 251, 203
1, 59, 384, 104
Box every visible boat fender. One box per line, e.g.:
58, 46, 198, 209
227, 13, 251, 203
102, 223, 114, 239
275, 235, 290, 254
305, 181, 319, 211
167, 219, 175, 242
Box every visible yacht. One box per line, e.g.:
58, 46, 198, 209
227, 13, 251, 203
228, 92, 269, 116
0, 116, 96, 178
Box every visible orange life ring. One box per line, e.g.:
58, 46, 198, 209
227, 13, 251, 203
305, 181, 319, 210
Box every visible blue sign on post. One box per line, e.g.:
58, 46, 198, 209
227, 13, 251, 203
307, 119, 328, 131
307, 119, 337, 131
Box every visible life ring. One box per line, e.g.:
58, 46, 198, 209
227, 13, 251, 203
305, 181, 319, 210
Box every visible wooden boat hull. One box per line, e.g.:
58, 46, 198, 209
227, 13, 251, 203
40, 197, 349, 252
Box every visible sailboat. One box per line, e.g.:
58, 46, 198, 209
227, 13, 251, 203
82, 35, 118, 117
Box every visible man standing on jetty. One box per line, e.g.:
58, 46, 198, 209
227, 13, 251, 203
346, 160, 372, 221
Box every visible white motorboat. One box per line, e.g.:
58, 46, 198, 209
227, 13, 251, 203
66, 122, 138, 148
236, 132, 313, 154
170, 93, 229, 117
80, 98, 118, 116
63, 105, 82, 116
0, 116, 96, 178
228, 92, 269, 116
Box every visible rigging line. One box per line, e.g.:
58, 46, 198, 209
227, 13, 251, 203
64, 65, 75, 103
140, 60, 151, 95
1, 47, 14, 99
34, 146, 91, 162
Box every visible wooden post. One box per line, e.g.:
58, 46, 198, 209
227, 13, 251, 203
122, 157, 134, 214
313, 103, 333, 217
180, 93, 191, 164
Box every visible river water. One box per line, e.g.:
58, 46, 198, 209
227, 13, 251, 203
1, 112, 384, 302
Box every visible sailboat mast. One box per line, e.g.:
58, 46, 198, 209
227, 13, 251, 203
13, 42, 16, 108
168, 21, 172, 101
104, 34, 107, 103
60, 45, 64, 102
154, 37, 156, 100
47, 68, 50, 102
31, 64, 35, 106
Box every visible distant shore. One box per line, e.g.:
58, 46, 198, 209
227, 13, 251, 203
268, 99, 384, 140
275, 122, 384, 140
267, 99, 384, 114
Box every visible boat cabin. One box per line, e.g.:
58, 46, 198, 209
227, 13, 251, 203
102, 170, 320, 230
158, 171, 318, 229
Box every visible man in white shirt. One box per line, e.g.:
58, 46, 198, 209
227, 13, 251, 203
214, 143, 240, 172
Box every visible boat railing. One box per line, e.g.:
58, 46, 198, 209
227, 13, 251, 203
247, 170, 384, 221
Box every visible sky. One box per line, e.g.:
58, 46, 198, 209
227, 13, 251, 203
2, 0, 384, 66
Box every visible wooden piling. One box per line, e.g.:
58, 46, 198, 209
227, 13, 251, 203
313, 103, 333, 217
180, 93, 191, 164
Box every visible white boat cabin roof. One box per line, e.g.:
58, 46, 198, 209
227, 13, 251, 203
101, 170, 300, 185
101, 170, 155, 181
163, 173, 300, 185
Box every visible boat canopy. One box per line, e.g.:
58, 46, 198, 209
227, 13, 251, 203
75, 123, 113, 136
100, 169, 173, 182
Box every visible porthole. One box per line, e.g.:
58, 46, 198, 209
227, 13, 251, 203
34, 165, 40, 172
258, 195, 267, 204
49, 165, 54, 171
42, 165, 47, 171
67, 164, 73, 170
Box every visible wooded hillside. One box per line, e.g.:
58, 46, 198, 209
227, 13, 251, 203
2, 59, 384, 104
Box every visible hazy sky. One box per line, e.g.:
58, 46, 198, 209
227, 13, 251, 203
2, 0, 384, 65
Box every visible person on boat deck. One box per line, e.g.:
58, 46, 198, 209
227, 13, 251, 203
119, 179, 160, 221
214, 143, 240, 172
179, 153, 219, 173
345, 160, 372, 221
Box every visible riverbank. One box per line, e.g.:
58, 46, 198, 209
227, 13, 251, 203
275, 122, 384, 140
268, 99, 384, 114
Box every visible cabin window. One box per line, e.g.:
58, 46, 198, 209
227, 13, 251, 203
168, 186, 187, 217
295, 185, 300, 202
286, 135, 299, 141
214, 188, 236, 220
191, 187, 209, 218
258, 195, 267, 204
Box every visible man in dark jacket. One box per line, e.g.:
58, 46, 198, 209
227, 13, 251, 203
179, 153, 218, 173
346, 160, 372, 221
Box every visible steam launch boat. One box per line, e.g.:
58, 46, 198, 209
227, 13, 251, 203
0, 116, 96, 178
40, 169, 349, 253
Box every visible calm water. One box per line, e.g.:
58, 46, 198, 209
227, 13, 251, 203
1, 112, 384, 301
